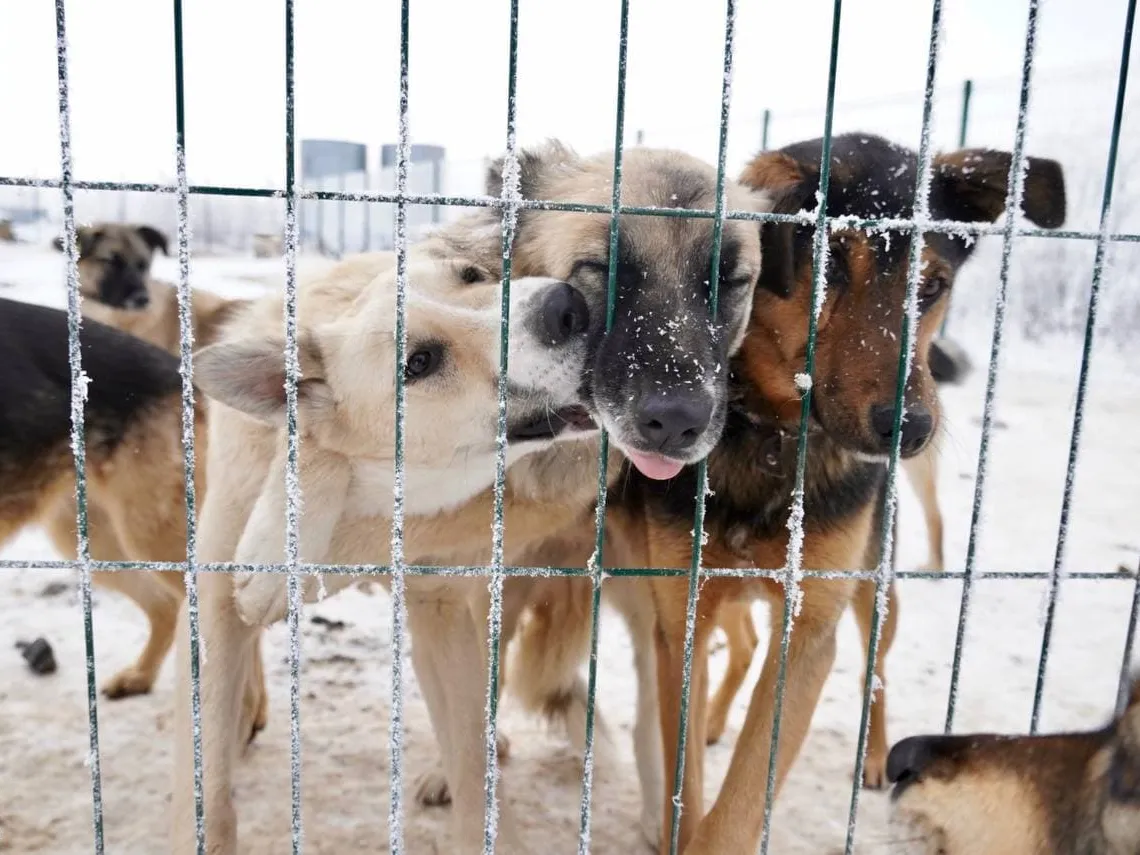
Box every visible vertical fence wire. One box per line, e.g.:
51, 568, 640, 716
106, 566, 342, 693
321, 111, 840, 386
170, 2, 207, 851
842, 3, 943, 850
664, 2, 736, 853
1030, 0, 1136, 734
1118, 556, 1140, 714
943, 0, 1043, 733
940, 77, 973, 337
52, 2, 106, 851
757, 2, 844, 852
482, 1, 522, 850
386, 1, 413, 851
575, 1, 629, 851
281, 0, 306, 850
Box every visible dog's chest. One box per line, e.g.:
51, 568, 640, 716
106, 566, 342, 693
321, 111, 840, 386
346, 454, 503, 518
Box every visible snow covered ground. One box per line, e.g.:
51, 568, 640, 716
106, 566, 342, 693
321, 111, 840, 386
0, 238, 1138, 854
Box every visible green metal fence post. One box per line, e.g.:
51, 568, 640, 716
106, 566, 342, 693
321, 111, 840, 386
386, 3, 414, 852
482, 2, 523, 851
170, 0, 208, 850
666, 1, 738, 851
844, 2, 945, 849
1031, 0, 1136, 735
758, 2, 844, 852
945, 0, 1044, 733
576, 1, 629, 851
940, 79, 974, 336
958, 79, 973, 148
52, 1, 107, 850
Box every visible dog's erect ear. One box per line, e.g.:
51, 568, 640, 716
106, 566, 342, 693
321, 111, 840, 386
741, 152, 820, 298
932, 149, 1067, 229
136, 225, 170, 256
485, 139, 581, 199
195, 334, 331, 425
53, 227, 97, 257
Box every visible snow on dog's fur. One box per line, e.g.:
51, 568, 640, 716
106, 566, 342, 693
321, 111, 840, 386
171, 253, 608, 854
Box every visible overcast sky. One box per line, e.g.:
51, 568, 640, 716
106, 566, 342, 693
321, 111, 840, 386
0, 0, 1132, 188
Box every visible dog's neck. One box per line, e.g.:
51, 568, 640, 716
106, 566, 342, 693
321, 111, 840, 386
344, 444, 539, 518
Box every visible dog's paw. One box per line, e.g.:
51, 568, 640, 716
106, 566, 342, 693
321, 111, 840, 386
101, 666, 155, 699
415, 765, 452, 807
232, 572, 290, 627
861, 754, 888, 791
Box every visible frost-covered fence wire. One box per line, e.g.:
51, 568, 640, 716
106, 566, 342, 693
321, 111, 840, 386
10, 0, 1139, 853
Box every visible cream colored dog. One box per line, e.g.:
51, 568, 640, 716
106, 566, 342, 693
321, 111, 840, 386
171, 253, 617, 854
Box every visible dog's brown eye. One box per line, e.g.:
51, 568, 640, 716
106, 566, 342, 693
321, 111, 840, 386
404, 343, 443, 382
919, 274, 948, 305
460, 265, 486, 284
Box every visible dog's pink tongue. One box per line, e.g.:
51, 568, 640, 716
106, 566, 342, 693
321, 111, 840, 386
625, 450, 685, 481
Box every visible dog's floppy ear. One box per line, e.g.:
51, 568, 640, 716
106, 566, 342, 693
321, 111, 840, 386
932, 149, 1067, 229
136, 225, 170, 256
195, 334, 331, 425
485, 139, 580, 199
741, 152, 820, 298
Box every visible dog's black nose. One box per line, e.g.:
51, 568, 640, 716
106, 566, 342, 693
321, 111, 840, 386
123, 291, 150, 310
886, 735, 940, 786
635, 392, 714, 456
541, 282, 589, 346
870, 401, 933, 456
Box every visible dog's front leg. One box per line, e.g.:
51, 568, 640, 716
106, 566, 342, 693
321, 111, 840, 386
406, 580, 524, 852
171, 571, 259, 855
682, 579, 850, 855
171, 420, 272, 855
652, 581, 715, 855
605, 577, 665, 848
231, 442, 352, 627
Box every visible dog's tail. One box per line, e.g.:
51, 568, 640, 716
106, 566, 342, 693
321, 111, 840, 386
507, 575, 606, 754
928, 337, 972, 385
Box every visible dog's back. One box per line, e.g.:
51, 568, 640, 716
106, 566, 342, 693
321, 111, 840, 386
0, 298, 183, 515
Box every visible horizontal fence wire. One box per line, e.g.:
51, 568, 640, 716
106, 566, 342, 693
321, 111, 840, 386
5, 171, 1140, 243
52, 0, 106, 851
0, 557, 1133, 580
10, 0, 1137, 853
844, 0, 944, 849
1030, 0, 1136, 736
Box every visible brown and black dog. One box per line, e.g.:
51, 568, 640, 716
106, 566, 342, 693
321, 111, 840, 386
887, 676, 1140, 854
609, 132, 1067, 853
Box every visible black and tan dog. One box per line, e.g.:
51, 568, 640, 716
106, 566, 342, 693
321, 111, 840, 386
606, 132, 1067, 853
887, 676, 1140, 854
52, 222, 236, 353
0, 296, 253, 708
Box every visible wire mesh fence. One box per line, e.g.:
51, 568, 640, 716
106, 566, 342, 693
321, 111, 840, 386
0, 0, 1137, 853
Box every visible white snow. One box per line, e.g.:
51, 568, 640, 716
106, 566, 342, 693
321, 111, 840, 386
1, 240, 1139, 853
